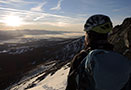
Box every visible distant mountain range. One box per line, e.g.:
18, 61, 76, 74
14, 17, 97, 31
1, 17, 131, 90
0, 30, 83, 44
0, 37, 84, 90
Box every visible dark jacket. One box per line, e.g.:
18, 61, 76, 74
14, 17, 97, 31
66, 41, 131, 90
66, 42, 114, 90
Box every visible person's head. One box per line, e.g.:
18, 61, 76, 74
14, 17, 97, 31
84, 14, 113, 46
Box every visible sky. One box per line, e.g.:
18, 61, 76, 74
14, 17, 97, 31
0, 0, 131, 31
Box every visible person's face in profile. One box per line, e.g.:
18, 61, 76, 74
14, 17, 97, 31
84, 32, 90, 46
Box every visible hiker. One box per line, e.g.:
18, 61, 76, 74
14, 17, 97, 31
66, 14, 131, 90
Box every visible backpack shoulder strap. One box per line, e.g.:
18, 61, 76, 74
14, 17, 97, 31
75, 50, 96, 90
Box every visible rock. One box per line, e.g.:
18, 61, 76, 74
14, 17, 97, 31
109, 18, 131, 60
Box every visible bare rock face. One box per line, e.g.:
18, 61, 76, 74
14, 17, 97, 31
109, 18, 131, 60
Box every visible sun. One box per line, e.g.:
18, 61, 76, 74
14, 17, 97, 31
4, 15, 23, 27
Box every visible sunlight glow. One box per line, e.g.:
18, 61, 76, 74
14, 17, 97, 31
4, 15, 23, 27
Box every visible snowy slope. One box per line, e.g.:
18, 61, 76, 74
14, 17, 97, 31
3, 37, 84, 90
10, 64, 70, 90
28, 65, 69, 90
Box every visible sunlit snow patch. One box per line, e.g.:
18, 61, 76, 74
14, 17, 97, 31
27, 65, 70, 90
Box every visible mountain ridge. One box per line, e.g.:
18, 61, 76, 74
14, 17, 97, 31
3, 17, 131, 90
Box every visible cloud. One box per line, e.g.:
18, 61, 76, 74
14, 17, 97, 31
0, 7, 84, 31
50, 0, 63, 11
0, 7, 84, 23
33, 15, 45, 21
0, 0, 9, 4
31, 1, 47, 12
41, 22, 69, 27
0, 0, 35, 4
7, 0, 25, 3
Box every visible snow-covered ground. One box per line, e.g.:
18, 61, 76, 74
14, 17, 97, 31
10, 64, 70, 90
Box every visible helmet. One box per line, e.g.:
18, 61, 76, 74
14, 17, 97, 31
84, 14, 113, 34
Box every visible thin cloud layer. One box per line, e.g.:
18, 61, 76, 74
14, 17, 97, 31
31, 1, 47, 12
0, 0, 130, 31
50, 0, 63, 11
0, 7, 84, 31
0, 0, 35, 4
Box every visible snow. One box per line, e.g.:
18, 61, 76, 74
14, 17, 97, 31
10, 73, 45, 90
9, 64, 70, 90
28, 65, 70, 90
0, 50, 8, 53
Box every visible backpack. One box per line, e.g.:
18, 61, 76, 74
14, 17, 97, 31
75, 49, 131, 90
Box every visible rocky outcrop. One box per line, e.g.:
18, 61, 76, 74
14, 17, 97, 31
109, 18, 131, 60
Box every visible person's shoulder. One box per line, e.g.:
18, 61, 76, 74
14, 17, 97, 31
77, 49, 89, 57
70, 49, 89, 70
73, 49, 91, 61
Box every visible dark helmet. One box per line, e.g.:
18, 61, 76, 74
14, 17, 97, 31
84, 14, 113, 34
